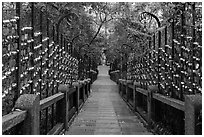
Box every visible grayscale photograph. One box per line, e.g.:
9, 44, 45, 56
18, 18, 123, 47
2, 2, 202, 135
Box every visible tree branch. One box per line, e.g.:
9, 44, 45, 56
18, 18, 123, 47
91, 19, 100, 26
89, 23, 103, 45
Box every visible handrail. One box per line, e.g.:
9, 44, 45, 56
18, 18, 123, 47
153, 93, 185, 111
2, 110, 27, 133
40, 92, 64, 110
118, 80, 202, 135
2, 78, 94, 135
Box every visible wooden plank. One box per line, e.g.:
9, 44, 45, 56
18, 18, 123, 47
40, 93, 64, 110
47, 123, 64, 135
68, 87, 76, 95
153, 93, 185, 111
136, 88, 148, 96
2, 110, 27, 133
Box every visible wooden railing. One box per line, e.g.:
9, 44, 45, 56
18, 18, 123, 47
2, 2, 98, 135
118, 79, 202, 135
2, 79, 92, 135
109, 70, 120, 84
109, 2, 202, 135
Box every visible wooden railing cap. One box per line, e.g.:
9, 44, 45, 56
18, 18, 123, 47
185, 94, 202, 108
58, 84, 70, 93
83, 79, 88, 83
78, 80, 85, 84
14, 94, 40, 110
87, 78, 91, 82
72, 82, 80, 86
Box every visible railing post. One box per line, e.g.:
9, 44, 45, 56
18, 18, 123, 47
126, 80, 132, 103
133, 81, 136, 111
72, 82, 80, 113
14, 94, 40, 134
120, 80, 123, 96
88, 79, 91, 96
76, 84, 80, 113
57, 84, 69, 131
147, 85, 158, 125
86, 80, 89, 97
184, 95, 202, 135
15, 2, 21, 102
118, 79, 121, 95
82, 81, 86, 102
125, 81, 128, 102
134, 82, 140, 111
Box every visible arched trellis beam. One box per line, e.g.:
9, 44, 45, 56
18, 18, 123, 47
70, 33, 84, 45
139, 11, 162, 91
139, 12, 161, 28
70, 33, 85, 55
56, 12, 79, 44
126, 28, 152, 52
55, 12, 79, 83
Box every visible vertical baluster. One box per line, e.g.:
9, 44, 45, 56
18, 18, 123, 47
39, 4, 43, 99
65, 39, 67, 53
15, 2, 21, 102
171, 19, 175, 98
120, 46, 122, 79
180, 3, 185, 100
158, 29, 161, 93
60, 34, 63, 84
164, 26, 168, 95
30, 2, 35, 94
69, 39, 72, 55
153, 34, 156, 85
56, 26, 60, 92
52, 26, 55, 94
52, 25, 55, 126
64, 37, 66, 54
148, 39, 151, 85
40, 7, 48, 134
191, 3, 196, 94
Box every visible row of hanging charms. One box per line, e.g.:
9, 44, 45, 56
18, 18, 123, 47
126, 3, 201, 101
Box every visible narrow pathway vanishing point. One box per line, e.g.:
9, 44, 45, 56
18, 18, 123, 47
66, 65, 153, 135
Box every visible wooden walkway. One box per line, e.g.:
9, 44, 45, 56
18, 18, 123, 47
65, 65, 153, 135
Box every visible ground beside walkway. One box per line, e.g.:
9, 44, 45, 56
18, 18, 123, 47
65, 65, 153, 135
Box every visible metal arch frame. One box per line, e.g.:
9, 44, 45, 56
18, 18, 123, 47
55, 12, 79, 84
140, 11, 161, 28
70, 33, 85, 56
56, 12, 79, 44
140, 11, 162, 93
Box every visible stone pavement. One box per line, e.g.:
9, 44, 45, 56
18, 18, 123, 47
65, 65, 153, 135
